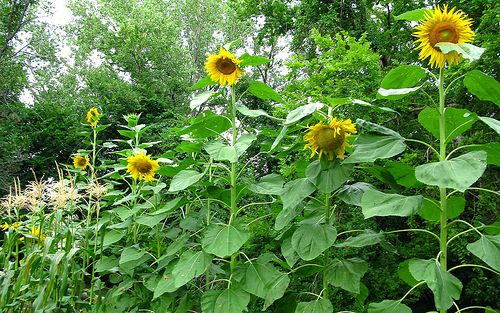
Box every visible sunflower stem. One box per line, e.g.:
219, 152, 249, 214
438, 67, 448, 313
229, 85, 238, 274
323, 193, 331, 299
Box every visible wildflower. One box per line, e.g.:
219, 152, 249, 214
73, 155, 90, 170
86, 107, 101, 127
204, 48, 244, 86
304, 118, 357, 160
126, 153, 160, 182
414, 5, 475, 68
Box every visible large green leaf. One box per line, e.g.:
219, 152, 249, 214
368, 300, 412, 313
136, 213, 168, 227
215, 287, 250, 313
119, 246, 146, 265
284, 102, 324, 125
172, 250, 213, 288
295, 298, 333, 313
275, 202, 303, 231
417, 196, 465, 221
240, 53, 271, 67
466, 235, 500, 271
248, 81, 284, 103
344, 132, 406, 164
102, 229, 125, 247
202, 287, 250, 313
377, 65, 426, 100
325, 258, 368, 293
236, 103, 273, 119
395, 8, 432, 21
306, 159, 354, 193
204, 141, 237, 162
337, 182, 375, 206
335, 230, 384, 248
281, 236, 300, 267
409, 259, 463, 310
248, 173, 284, 195
479, 116, 500, 135
385, 161, 422, 188
168, 169, 205, 192
179, 111, 231, 138
190, 75, 217, 90
463, 70, 500, 106
242, 258, 290, 309
292, 224, 337, 261
153, 270, 178, 300
435, 42, 485, 62
279, 178, 316, 211
466, 142, 500, 166
201, 223, 250, 258
415, 151, 487, 192
361, 190, 423, 218
418, 108, 478, 143
190, 91, 215, 110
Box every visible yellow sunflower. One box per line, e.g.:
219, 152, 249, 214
73, 155, 90, 170
126, 153, 160, 182
29, 226, 46, 244
204, 48, 244, 86
413, 5, 475, 68
86, 107, 101, 127
304, 118, 357, 160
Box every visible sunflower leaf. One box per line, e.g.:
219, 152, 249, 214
190, 75, 217, 90
435, 42, 485, 61
361, 190, 423, 218
248, 81, 284, 104
377, 65, 426, 100
466, 235, 500, 272
240, 53, 271, 67
395, 8, 432, 21
295, 298, 333, 313
479, 116, 500, 134
284, 102, 324, 125
168, 169, 205, 192
190, 91, 215, 110
463, 70, 500, 106
368, 300, 412, 313
415, 151, 487, 192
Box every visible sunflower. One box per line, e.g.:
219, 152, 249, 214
73, 155, 90, 170
205, 48, 244, 86
414, 5, 475, 68
86, 107, 101, 127
304, 118, 357, 160
126, 153, 160, 182
29, 226, 46, 244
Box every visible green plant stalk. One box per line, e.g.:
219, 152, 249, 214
438, 68, 448, 313
323, 193, 331, 299
229, 85, 238, 273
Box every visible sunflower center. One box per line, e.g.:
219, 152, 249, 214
216, 58, 237, 75
78, 158, 87, 166
135, 159, 153, 173
430, 22, 459, 46
316, 128, 345, 151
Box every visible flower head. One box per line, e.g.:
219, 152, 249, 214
86, 107, 101, 127
304, 118, 357, 160
29, 226, 46, 244
73, 155, 90, 170
126, 153, 160, 182
413, 5, 475, 68
205, 48, 244, 86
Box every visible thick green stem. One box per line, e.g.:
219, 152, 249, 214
229, 85, 238, 273
438, 68, 448, 313
323, 193, 331, 299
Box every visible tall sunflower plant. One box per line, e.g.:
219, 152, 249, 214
157, 45, 299, 311
323, 6, 499, 313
